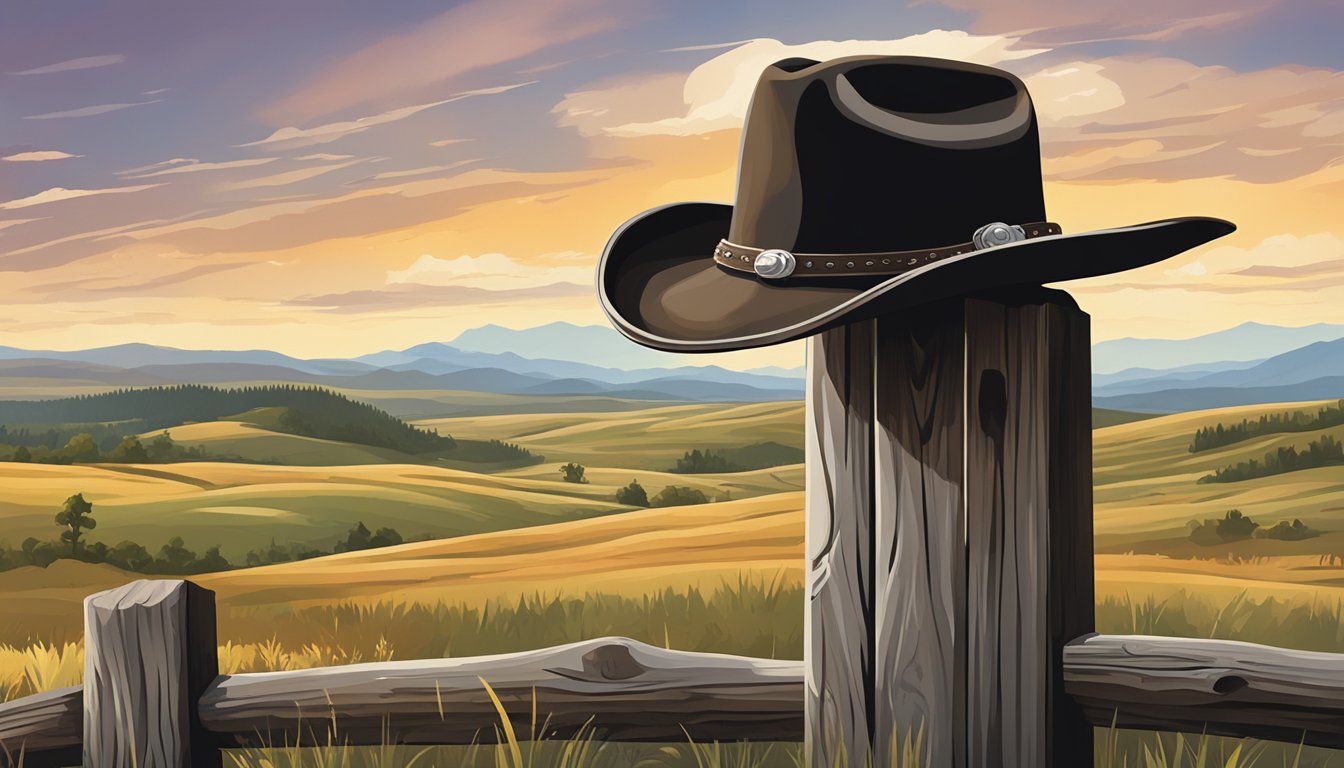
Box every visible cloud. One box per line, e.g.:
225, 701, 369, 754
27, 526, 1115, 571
24, 100, 163, 120
559, 33, 1047, 138
214, 160, 363, 192
284, 282, 589, 314
294, 153, 354, 161
241, 83, 534, 150
258, 0, 634, 124
1025, 57, 1344, 182
1072, 233, 1344, 295
27, 262, 254, 297
368, 159, 480, 181
8, 55, 125, 76
386, 251, 592, 291
0, 184, 163, 211
929, 0, 1278, 44
119, 157, 277, 178
2, 150, 82, 162
0, 218, 44, 232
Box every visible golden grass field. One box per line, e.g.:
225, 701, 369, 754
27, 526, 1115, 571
0, 493, 804, 644
3, 396, 1344, 646
5, 395, 1344, 765
414, 401, 804, 469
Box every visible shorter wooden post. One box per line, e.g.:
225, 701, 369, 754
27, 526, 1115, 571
83, 579, 220, 768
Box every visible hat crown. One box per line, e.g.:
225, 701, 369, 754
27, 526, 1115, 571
728, 56, 1048, 254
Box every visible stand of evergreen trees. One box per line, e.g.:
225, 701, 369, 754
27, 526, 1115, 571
1198, 434, 1344, 483
0, 520, 421, 574
3, 431, 214, 465
1190, 399, 1344, 453
0, 384, 455, 454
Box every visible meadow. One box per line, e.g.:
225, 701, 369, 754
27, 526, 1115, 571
4, 393, 1344, 765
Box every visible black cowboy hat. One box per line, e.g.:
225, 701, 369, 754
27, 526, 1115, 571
597, 55, 1235, 353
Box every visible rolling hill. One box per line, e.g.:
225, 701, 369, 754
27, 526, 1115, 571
1093, 398, 1344, 553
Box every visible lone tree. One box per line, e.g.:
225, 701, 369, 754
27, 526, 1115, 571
616, 479, 650, 507
55, 493, 97, 554
560, 462, 587, 484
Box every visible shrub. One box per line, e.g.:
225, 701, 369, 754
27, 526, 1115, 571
1187, 509, 1258, 545
615, 480, 650, 507
559, 462, 587, 483
1255, 518, 1321, 541
651, 485, 710, 508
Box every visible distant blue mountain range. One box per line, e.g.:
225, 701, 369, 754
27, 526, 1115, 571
1092, 321, 1344, 375
0, 320, 1340, 411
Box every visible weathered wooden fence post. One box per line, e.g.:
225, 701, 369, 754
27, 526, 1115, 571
83, 579, 220, 768
806, 287, 1094, 767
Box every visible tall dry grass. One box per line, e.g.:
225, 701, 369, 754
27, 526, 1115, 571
3, 581, 1343, 766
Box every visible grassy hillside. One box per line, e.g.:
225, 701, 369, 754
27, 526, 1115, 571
0, 384, 464, 455
417, 401, 805, 470
1094, 398, 1344, 551
159, 413, 540, 469
0, 492, 803, 642
150, 419, 412, 465
0, 458, 802, 562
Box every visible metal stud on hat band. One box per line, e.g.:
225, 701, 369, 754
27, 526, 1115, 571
752, 249, 796, 279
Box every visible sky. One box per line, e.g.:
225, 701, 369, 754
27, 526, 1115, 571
0, 0, 1341, 370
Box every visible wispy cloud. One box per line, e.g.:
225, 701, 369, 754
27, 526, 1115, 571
929, 0, 1281, 44
369, 159, 480, 181
214, 160, 363, 191
8, 55, 125, 76
557, 33, 1046, 138
387, 251, 592, 291
1026, 57, 1344, 182
241, 83, 534, 150
1072, 233, 1344, 295
258, 0, 634, 123
0, 185, 163, 211
2, 150, 82, 162
24, 100, 163, 120
0, 218, 44, 232
119, 157, 277, 178
285, 282, 589, 314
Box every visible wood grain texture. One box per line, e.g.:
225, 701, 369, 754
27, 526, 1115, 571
962, 291, 1092, 767
1066, 634, 1344, 748
83, 579, 220, 768
200, 636, 803, 746
0, 685, 81, 767
809, 290, 1092, 766
805, 320, 876, 767
873, 303, 966, 766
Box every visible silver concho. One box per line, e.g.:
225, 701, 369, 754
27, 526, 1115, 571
752, 249, 796, 279
972, 222, 1026, 250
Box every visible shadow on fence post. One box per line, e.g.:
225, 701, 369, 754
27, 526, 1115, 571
805, 287, 1095, 767
83, 579, 220, 768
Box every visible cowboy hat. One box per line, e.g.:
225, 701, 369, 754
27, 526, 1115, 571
597, 55, 1235, 353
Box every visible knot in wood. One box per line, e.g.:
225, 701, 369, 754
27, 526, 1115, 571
581, 644, 646, 680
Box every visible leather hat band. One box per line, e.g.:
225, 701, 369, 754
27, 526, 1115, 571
713, 221, 1062, 280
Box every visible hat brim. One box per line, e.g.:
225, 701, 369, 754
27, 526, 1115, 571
598, 201, 1235, 353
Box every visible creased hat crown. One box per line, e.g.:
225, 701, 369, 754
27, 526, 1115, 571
728, 56, 1046, 255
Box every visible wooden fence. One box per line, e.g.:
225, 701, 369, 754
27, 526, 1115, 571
1, 579, 1343, 767
5, 291, 1344, 767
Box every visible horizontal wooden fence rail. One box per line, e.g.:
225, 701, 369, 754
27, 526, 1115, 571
6, 582, 1344, 766
199, 636, 804, 747
1064, 633, 1344, 750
